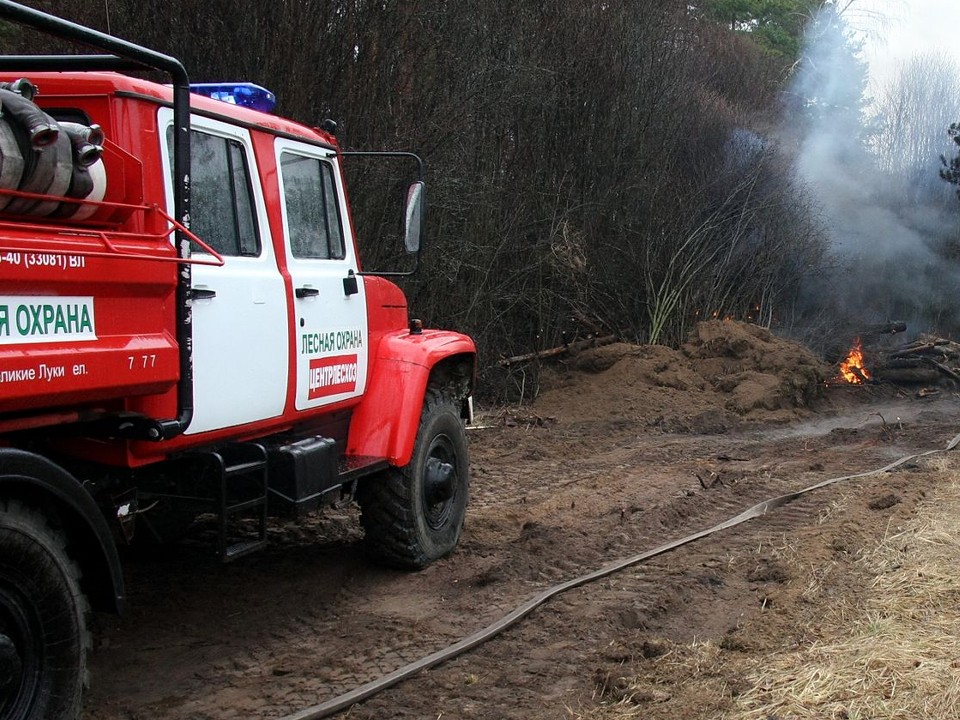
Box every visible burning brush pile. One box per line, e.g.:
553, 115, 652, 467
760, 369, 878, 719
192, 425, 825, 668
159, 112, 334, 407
829, 329, 960, 392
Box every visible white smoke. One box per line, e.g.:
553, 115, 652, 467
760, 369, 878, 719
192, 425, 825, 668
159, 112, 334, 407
788, 2, 960, 341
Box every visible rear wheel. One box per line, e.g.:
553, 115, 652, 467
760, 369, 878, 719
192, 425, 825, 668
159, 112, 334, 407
358, 390, 470, 569
0, 501, 87, 720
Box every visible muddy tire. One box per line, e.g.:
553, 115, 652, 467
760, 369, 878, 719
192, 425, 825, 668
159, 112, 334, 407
358, 390, 469, 569
0, 501, 88, 720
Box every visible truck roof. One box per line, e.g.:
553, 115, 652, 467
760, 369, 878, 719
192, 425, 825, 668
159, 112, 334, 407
7, 71, 338, 149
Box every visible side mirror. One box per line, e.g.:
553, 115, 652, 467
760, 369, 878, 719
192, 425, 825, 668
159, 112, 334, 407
404, 180, 425, 253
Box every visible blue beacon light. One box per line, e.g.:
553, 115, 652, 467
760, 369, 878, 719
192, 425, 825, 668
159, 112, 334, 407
189, 83, 277, 113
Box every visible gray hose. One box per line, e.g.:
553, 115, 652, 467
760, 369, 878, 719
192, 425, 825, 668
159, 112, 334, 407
0, 87, 57, 147
60, 122, 104, 167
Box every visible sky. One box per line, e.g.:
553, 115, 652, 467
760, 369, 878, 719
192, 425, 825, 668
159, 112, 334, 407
854, 0, 960, 88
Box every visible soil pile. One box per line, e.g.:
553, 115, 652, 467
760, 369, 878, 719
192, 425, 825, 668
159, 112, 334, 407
535, 320, 829, 432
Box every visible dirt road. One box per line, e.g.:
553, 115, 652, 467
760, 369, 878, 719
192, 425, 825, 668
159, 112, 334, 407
82, 325, 960, 719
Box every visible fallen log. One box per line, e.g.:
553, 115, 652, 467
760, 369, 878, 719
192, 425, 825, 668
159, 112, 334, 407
871, 367, 941, 384
880, 357, 927, 370
497, 334, 618, 366
861, 321, 907, 336
850, 366, 870, 383
926, 358, 960, 384
889, 343, 937, 359
913, 336, 960, 354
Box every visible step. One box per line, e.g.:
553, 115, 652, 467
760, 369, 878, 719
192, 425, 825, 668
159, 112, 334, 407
224, 495, 267, 515
216, 443, 269, 563
223, 538, 268, 562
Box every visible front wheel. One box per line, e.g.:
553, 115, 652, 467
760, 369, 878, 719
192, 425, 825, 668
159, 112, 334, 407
358, 389, 470, 569
0, 501, 87, 720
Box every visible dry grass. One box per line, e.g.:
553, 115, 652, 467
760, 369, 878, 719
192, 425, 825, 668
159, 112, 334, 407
730, 456, 960, 720
571, 455, 960, 720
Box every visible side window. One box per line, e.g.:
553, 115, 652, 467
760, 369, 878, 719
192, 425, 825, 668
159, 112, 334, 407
279, 152, 345, 260
167, 128, 260, 257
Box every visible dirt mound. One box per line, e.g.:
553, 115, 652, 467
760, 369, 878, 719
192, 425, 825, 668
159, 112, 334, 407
683, 320, 828, 412
534, 321, 829, 431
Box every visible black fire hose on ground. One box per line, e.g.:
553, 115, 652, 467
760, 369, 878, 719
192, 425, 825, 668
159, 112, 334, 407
281, 430, 960, 720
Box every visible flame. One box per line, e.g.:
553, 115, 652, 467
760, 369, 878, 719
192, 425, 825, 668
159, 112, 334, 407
837, 338, 871, 384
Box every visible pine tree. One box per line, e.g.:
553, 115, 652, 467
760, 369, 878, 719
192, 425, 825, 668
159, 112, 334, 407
940, 123, 960, 199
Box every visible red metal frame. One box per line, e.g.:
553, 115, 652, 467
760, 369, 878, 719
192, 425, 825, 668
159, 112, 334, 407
0, 190, 224, 266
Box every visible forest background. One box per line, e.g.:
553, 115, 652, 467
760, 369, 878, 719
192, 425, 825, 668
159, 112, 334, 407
6, 0, 960, 401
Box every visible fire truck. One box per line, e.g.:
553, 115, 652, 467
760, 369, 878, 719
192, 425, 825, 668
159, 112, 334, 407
0, 2, 476, 717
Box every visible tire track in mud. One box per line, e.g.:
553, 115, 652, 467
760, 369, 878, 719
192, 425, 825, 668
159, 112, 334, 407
344, 454, 937, 720
291, 425, 943, 718
83, 406, 956, 719
282, 459, 916, 715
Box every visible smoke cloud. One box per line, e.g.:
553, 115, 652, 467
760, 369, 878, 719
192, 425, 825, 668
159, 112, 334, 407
788, 3, 960, 349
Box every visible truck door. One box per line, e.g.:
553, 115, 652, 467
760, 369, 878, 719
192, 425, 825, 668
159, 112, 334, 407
159, 109, 288, 434
274, 139, 368, 411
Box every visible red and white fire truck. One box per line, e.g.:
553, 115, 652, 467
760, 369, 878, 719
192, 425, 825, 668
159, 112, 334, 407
0, 2, 476, 717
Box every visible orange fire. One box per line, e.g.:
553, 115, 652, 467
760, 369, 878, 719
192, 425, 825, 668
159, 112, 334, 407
837, 338, 871, 384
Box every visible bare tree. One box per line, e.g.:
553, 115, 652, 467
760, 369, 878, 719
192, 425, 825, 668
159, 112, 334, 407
7, 0, 836, 398
873, 51, 960, 207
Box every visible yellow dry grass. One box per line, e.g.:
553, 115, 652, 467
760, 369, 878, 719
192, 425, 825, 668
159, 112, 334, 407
572, 454, 960, 720
730, 457, 960, 720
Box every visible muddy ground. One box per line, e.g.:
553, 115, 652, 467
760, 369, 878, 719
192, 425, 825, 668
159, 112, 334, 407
82, 321, 960, 719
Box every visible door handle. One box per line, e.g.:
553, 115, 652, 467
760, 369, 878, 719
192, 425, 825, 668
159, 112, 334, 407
343, 270, 359, 296
295, 286, 320, 299
190, 287, 217, 300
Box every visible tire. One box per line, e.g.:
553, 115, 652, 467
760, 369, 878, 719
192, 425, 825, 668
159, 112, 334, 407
358, 389, 470, 569
0, 501, 88, 720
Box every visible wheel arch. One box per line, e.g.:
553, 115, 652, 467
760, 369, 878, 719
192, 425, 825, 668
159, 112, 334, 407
0, 448, 124, 615
347, 330, 475, 467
